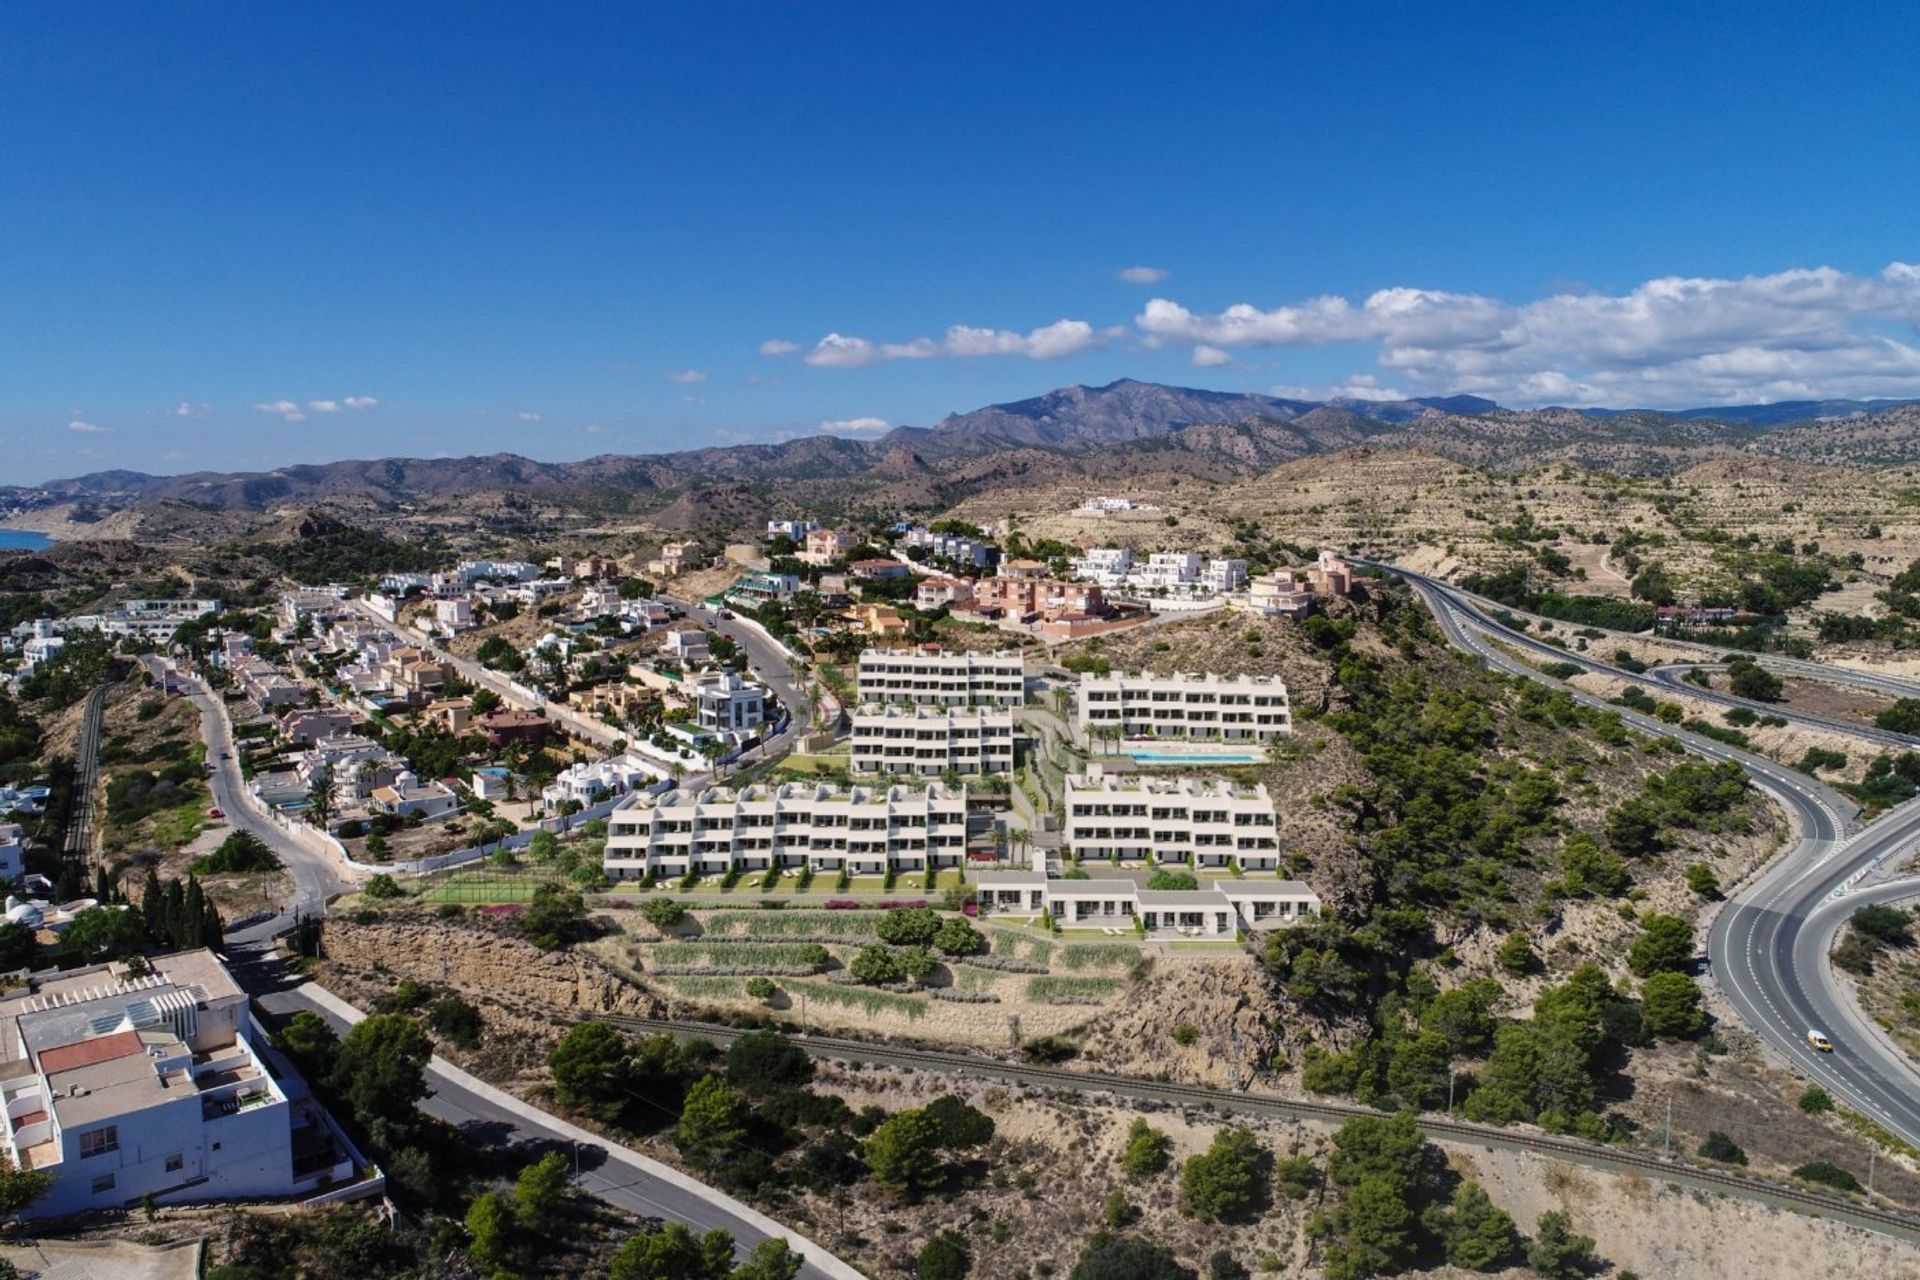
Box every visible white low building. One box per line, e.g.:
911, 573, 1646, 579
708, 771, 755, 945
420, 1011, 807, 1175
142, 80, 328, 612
692, 669, 767, 737
541, 753, 664, 809
972, 872, 1318, 936
0, 950, 357, 1218
856, 648, 1027, 708
850, 704, 1015, 776
604, 781, 968, 879
1064, 767, 1281, 870
1077, 670, 1291, 743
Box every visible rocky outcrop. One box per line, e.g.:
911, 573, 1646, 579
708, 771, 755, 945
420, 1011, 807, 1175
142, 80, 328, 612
1073, 957, 1324, 1087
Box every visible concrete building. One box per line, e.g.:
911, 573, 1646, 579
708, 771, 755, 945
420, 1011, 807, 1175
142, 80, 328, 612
727, 572, 800, 609
663, 629, 710, 665
368, 776, 461, 821
972, 872, 1317, 936
691, 669, 767, 736
1076, 671, 1291, 743
1063, 768, 1281, 870
434, 598, 475, 633
604, 781, 968, 879
0, 950, 356, 1218
914, 577, 975, 611
799, 528, 859, 566
850, 705, 1015, 776
857, 648, 1027, 708
766, 519, 820, 541
277, 708, 355, 746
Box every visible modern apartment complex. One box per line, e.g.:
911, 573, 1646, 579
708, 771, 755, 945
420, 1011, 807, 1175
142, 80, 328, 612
604, 781, 969, 879
850, 705, 1015, 776
0, 950, 356, 1217
1063, 768, 1282, 870
974, 872, 1319, 936
855, 648, 1027, 708
1076, 671, 1291, 743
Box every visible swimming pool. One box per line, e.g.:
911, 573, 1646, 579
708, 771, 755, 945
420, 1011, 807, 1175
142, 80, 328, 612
1127, 751, 1264, 765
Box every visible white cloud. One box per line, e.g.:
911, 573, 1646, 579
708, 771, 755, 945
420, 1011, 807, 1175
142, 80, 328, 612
583, 423, 608, 435
253, 400, 307, 423
1138, 262, 1920, 406
1117, 266, 1170, 285
171, 401, 209, 418
759, 339, 800, 357
308, 399, 340, 413
667, 369, 708, 384
516, 411, 542, 423
67, 419, 107, 434
1191, 345, 1234, 368
804, 319, 1101, 369
819, 416, 892, 435
682, 395, 706, 405
342, 396, 378, 411
1270, 375, 1411, 403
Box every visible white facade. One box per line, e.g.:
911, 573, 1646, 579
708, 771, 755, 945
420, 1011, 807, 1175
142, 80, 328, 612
850, 705, 1015, 776
1077, 670, 1291, 743
1067, 550, 1247, 598
973, 872, 1318, 935
1064, 768, 1282, 870
604, 781, 969, 879
693, 669, 767, 736
856, 648, 1027, 708
541, 753, 663, 809
0, 950, 353, 1218
766, 519, 820, 541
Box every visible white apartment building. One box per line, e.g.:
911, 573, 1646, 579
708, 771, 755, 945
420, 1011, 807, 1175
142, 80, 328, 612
766, 519, 820, 541
0, 950, 356, 1218
1077, 671, 1291, 743
856, 648, 1027, 708
604, 781, 968, 879
692, 669, 767, 736
456, 559, 538, 584
850, 705, 1015, 776
1069, 550, 1247, 597
1064, 768, 1281, 870
974, 872, 1319, 936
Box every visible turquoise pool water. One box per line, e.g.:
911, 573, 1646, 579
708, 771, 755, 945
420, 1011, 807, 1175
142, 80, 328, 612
1128, 751, 1264, 764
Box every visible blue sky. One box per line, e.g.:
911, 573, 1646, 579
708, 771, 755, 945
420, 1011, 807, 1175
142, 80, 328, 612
5, 1, 1919, 483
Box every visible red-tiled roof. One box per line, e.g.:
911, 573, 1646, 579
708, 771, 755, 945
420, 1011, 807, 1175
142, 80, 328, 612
39, 1030, 141, 1074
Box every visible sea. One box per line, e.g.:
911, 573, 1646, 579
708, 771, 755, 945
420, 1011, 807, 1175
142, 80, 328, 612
0, 530, 53, 551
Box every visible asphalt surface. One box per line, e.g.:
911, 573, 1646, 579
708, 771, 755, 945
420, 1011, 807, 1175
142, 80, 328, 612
1383, 566, 1920, 1149
1642, 662, 1920, 749
139, 656, 354, 941
224, 942, 853, 1279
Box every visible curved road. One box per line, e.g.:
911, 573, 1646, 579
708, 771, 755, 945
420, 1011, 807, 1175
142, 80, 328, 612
1377, 565, 1920, 1150
1642, 662, 1920, 750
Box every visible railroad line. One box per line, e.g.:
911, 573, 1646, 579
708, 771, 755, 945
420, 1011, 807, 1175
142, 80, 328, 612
600, 1014, 1920, 1246
62, 685, 108, 863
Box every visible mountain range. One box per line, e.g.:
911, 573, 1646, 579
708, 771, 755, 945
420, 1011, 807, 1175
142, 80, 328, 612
5, 380, 1919, 535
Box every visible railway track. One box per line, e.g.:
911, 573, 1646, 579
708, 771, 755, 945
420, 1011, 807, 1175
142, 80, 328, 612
62, 685, 108, 862
602, 1014, 1920, 1245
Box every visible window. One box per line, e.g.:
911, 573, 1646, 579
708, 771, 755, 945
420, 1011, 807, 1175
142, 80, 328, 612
91, 1173, 115, 1194
79, 1126, 118, 1159
165, 1154, 184, 1174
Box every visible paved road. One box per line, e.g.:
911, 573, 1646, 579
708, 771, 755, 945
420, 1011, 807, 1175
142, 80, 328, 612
1381, 565, 1920, 1149
1643, 661, 1920, 749
225, 943, 858, 1280
141, 657, 355, 939
678, 603, 807, 758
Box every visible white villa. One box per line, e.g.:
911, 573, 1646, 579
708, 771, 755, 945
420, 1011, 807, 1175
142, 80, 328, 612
0, 950, 359, 1217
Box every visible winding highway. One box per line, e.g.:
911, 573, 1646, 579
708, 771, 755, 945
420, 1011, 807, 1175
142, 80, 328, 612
1373, 564, 1920, 1151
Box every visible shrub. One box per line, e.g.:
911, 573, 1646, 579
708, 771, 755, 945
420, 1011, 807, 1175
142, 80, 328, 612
1793, 1160, 1863, 1194
746, 977, 777, 1002
1496, 932, 1537, 976
1798, 1085, 1833, 1114
641, 898, 687, 928
916, 1232, 971, 1280
1698, 1130, 1747, 1165
362, 873, 403, 900
1683, 863, 1720, 898
1119, 1119, 1170, 1180
1179, 1127, 1267, 1222
1171, 1024, 1200, 1047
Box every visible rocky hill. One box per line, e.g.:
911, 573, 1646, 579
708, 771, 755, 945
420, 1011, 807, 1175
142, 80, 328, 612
8, 381, 1920, 540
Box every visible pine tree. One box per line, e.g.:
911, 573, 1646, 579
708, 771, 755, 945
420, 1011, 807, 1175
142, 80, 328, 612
140, 868, 164, 940
183, 877, 209, 948
161, 880, 186, 948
